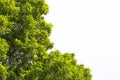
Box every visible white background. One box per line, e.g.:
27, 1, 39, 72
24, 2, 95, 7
45, 0, 120, 80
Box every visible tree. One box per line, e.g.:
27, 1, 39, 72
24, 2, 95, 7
0, 0, 92, 80
43, 50, 92, 80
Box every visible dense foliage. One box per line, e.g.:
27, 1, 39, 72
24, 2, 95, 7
0, 0, 92, 80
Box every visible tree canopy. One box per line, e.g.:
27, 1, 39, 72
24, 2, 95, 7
0, 0, 92, 80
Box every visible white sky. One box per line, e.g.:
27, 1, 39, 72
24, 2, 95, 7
45, 0, 120, 80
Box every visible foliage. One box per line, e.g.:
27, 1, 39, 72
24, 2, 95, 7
0, 63, 8, 80
43, 50, 92, 80
0, 0, 92, 80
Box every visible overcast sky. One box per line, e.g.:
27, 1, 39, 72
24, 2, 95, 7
45, 0, 120, 80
